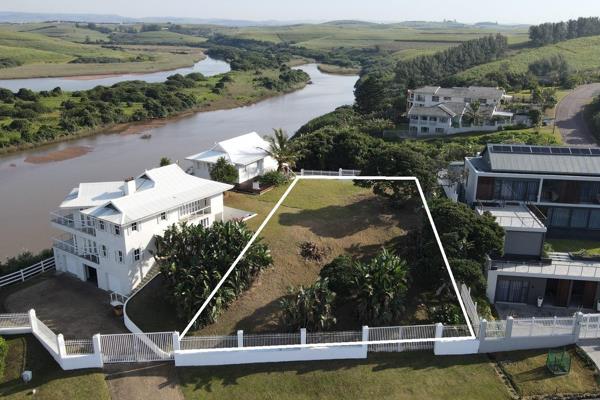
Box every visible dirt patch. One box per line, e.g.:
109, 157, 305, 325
3, 274, 126, 338
24, 145, 92, 164
105, 363, 183, 400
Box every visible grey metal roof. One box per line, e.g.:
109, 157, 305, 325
408, 102, 466, 118
412, 86, 505, 101
482, 144, 600, 176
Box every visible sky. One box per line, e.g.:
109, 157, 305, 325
2, 0, 600, 24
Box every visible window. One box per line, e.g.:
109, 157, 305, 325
420, 126, 429, 133
160, 212, 167, 220
570, 209, 589, 228
464, 98, 472, 103
416, 95, 425, 102
420, 116, 428, 121
114, 225, 120, 236
117, 250, 123, 263
409, 126, 418, 133
492, 179, 539, 202
479, 98, 487, 104
435, 128, 445, 133
134, 248, 141, 261
443, 96, 451, 101
410, 115, 419, 120
200, 218, 210, 228
429, 117, 437, 122
432, 96, 439, 102
439, 117, 448, 123
549, 208, 570, 227
179, 199, 209, 218
131, 222, 138, 232
98, 220, 105, 231
101, 245, 107, 258
590, 210, 600, 229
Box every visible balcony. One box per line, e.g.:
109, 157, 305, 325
53, 237, 99, 265
180, 206, 211, 224
489, 253, 600, 280
50, 211, 96, 237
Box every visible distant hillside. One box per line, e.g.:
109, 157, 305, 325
455, 35, 600, 81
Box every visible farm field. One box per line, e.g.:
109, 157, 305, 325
0, 24, 207, 78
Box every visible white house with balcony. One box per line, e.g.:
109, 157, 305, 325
186, 132, 278, 184
406, 86, 514, 136
51, 164, 233, 296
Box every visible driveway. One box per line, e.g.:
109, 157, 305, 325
555, 83, 600, 147
3, 273, 127, 338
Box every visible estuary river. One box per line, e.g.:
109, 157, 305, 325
0, 64, 358, 259
0, 56, 231, 92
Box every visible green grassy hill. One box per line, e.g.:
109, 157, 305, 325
110, 30, 207, 45
4, 23, 111, 43
456, 35, 600, 81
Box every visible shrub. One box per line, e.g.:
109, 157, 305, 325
279, 278, 337, 331
258, 170, 289, 187
429, 303, 463, 325
0, 336, 7, 380
319, 255, 356, 297
0, 249, 53, 276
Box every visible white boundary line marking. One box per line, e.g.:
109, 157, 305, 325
180, 175, 476, 342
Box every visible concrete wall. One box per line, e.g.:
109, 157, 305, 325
504, 231, 545, 257
434, 339, 480, 355
478, 335, 575, 353
174, 345, 368, 367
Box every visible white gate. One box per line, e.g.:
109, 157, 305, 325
100, 332, 174, 363
580, 314, 600, 339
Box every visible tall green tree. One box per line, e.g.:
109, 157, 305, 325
210, 157, 238, 184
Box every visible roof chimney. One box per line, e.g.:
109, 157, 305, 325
124, 177, 136, 196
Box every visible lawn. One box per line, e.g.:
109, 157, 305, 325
494, 348, 600, 397
195, 179, 419, 335
546, 239, 600, 256
177, 352, 511, 400
0, 335, 109, 400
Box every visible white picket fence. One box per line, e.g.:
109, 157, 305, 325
0, 257, 55, 288
300, 168, 361, 177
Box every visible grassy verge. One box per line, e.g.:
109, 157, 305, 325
546, 239, 600, 256
0, 335, 109, 400
177, 352, 511, 400
317, 64, 360, 75
493, 348, 600, 397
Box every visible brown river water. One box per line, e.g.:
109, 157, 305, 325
0, 64, 358, 259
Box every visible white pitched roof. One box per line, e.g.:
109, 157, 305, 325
61, 164, 232, 225
186, 132, 271, 166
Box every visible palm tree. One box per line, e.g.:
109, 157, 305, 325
463, 101, 486, 127
262, 128, 299, 172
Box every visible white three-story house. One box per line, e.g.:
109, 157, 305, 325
50, 164, 233, 295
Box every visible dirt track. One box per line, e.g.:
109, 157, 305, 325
555, 83, 600, 147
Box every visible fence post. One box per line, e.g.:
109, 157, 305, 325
92, 334, 103, 368
300, 328, 306, 345
529, 317, 535, 336
57, 333, 66, 358
573, 312, 584, 340
237, 330, 244, 348
172, 331, 180, 352
338, 168, 343, 176
28, 309, 37, 332
362, 325, 369, 351
505, 316, 514, 338
300, 169, 304, 176
20, 269, 25, 282
435, 323, 443, 339
478, 319, 487, 340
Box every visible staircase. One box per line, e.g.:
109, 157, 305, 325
109, 264, 162, 306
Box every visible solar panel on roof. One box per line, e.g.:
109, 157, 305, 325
531, 147, 551, 154
551, 147, 571, 154
491, 145, 511, 153
512, 146, 532, 153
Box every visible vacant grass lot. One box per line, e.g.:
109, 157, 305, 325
195, 179, 419, 335
494, 348, 600, 397
0, 335, 109, 400
178, 352, 511, 400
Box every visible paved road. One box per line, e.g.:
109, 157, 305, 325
555, 83, 600, 147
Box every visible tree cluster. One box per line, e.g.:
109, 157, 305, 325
529, 17, 600, 46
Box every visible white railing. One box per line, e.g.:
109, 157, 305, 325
0, 258, 55, 288
368, 325, 436, 352
460, 283, 480, 328
484, 320, 506, 338
300, 168, 361, 177
110, 292, 129, 306
0, 313, 30, 329
580, 314, 600, 339
100, 332, 174, 363
306, 330, 363, 344
244, 333, 301, 347
490, 259, 600, 279
53, 238, 99, 264
65, 339, 95, 355
180, 335, 238, 350
50, 211, 96, 236
35, 317, 59, 353
511, 316, 575, 337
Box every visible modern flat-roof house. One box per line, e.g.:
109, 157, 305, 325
51, 164, 233, 295
186, 132, 278, 184
448, 143, 600, 310
406, 86, 514, 136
